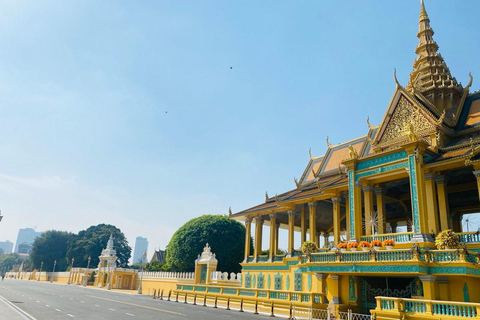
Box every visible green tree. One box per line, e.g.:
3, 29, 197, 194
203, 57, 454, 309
0, 254, 25, 272
30, 230, 74, 272
166, 214, 249, 273
66, 224, 131, 268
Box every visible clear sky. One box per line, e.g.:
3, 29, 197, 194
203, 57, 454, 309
0, 1, 479, 259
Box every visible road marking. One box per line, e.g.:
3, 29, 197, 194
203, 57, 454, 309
80, 301, 85, 303
109, 308, 116, 311
45, 305, 50, 307
95, 304, 100, 307
28, 298, 32, 300
36, 301, 40, 303
126, 313, 135, 317
55, 309, 61, 312
67, 314, 74, 318
69, 298, 73, 300
87, 295, 185, 316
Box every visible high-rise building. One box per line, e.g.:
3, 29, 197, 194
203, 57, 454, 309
0, 241, 14, 254
14, 228, 42, 253
132, 236, 148, 264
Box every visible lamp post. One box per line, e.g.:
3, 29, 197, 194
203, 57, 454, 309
83, 256, 91, 287
137, 252, 146, 294
50, 260, 56, 283
0, 210, 3, 222
38, 262, 43, 281
68, 258, 75, 284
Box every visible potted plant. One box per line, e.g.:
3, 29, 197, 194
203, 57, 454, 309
347, 242, 359, 251
301, 241, 318, 260
435, 230, 460, 250
383, 239, 395, 250
337, 242, 348, 252
359, 241, 371, 252
371, 240, 382, 250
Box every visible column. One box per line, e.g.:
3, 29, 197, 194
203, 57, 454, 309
254, 216, 264, 258
345, 196, 350, 241
332, 197, 341, 245
329, 274, 341, 304
374, 187, 387, 234
323, 232, 330, 248
308, 202, 318, 246
362, 186, 374, 236
300, 206, 307, 245
274, 222, 280, 256
405, 149, 430, 241
390, 222, 398, 233
316, 232, 320, 247
425, 173, 440, 234
419, 275, 437, 300
315, 273, 328, 303
287, 210, 295, 257
437, 277, 449, 301
268, 214, 277, 262
348, 176, 363, 242
435, 175, 451, 231
244, 218, 252, 262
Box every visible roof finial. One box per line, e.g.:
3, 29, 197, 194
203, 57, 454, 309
326, 136, 332, 148
420, 0, 429, 21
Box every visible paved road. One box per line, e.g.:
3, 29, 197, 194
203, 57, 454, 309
0, 279, 267, 320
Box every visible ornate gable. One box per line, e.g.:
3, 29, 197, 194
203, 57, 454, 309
373, 92, 438, 152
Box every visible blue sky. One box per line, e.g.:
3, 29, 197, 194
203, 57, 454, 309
0, 1, 479, 258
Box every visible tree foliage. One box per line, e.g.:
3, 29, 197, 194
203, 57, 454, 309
0, 254, 26, 272
166, 215, 248, 273
66, 224, 131, 268
30, 230, 74, 272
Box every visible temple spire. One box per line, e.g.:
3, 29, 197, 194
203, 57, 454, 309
406, 0, 463, 117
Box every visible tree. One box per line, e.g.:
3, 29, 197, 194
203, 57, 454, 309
0, 254, 25, 272
166, 214, 249, 273
66, 224, 131, 268
30, 230, 74, 272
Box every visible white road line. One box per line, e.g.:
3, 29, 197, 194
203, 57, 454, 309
45, 305, 50, 307
126, 313, 135, 317
95, 304, 100, 307
67, 314, 74, 318
69, 298, 73, 300
28, 298, 32, 300
36, 301, 40, 303
55, 308, 61, 312
80, 301, 85, 303
109, 308, 116, 311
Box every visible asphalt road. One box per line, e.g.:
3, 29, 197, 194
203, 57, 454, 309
0, 279, 268, 320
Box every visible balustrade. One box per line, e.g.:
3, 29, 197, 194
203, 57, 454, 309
360, 232, 413, 243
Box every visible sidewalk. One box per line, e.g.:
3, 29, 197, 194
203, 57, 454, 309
0, 295, 32, 320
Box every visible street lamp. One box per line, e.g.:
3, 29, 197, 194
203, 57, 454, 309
137, 251, 147, 294
68, 258, 75, 284
50, 260, 56, 283
83, 256, 91, 287
38, 262, 43, 281
0, 210, 3, 222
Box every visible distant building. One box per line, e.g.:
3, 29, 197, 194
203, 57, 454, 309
0, 241, 14, 254
14, 228, 42, 253
132, 237, 148, 264
150, 250, 166, 264
17, 242, 32, 255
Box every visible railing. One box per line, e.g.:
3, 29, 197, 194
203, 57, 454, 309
257, 255, 269, 262
360, 232, 413, 243
273, 255, 286, 262
142, 271, 194, 279
176, 283, 324, 305
339, 310, 372, 320
293, 307, 330, 319
210, 271, 241, 283
375, 297, 480, 318
458, 232, 480, 244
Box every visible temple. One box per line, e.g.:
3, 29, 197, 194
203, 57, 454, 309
221, 0, 480, 317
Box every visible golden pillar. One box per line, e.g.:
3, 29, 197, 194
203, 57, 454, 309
315, 273, 328, 303
308, 202, 318, 246
244, 218, 252, 261
268, 214, 277, 262
329, 274, 341, 305
274, 222, 280, 256
332, 197, 341, 244
345, 196, 350, 241
420, 275, 437, 301
374, 187, 386, 234
425, 173, 440, 234
254, 216, 264, 258
435, 175, 451, 231
437, 277, 449, 301
353, 181, 363, 242
287, 210, 295, 256
362, 186, 374, 236
300, 206, 307, 245
322, 232, 330, 248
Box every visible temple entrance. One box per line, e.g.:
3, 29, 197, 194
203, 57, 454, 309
200, 265, 207, 284
360, 277, 422, 314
